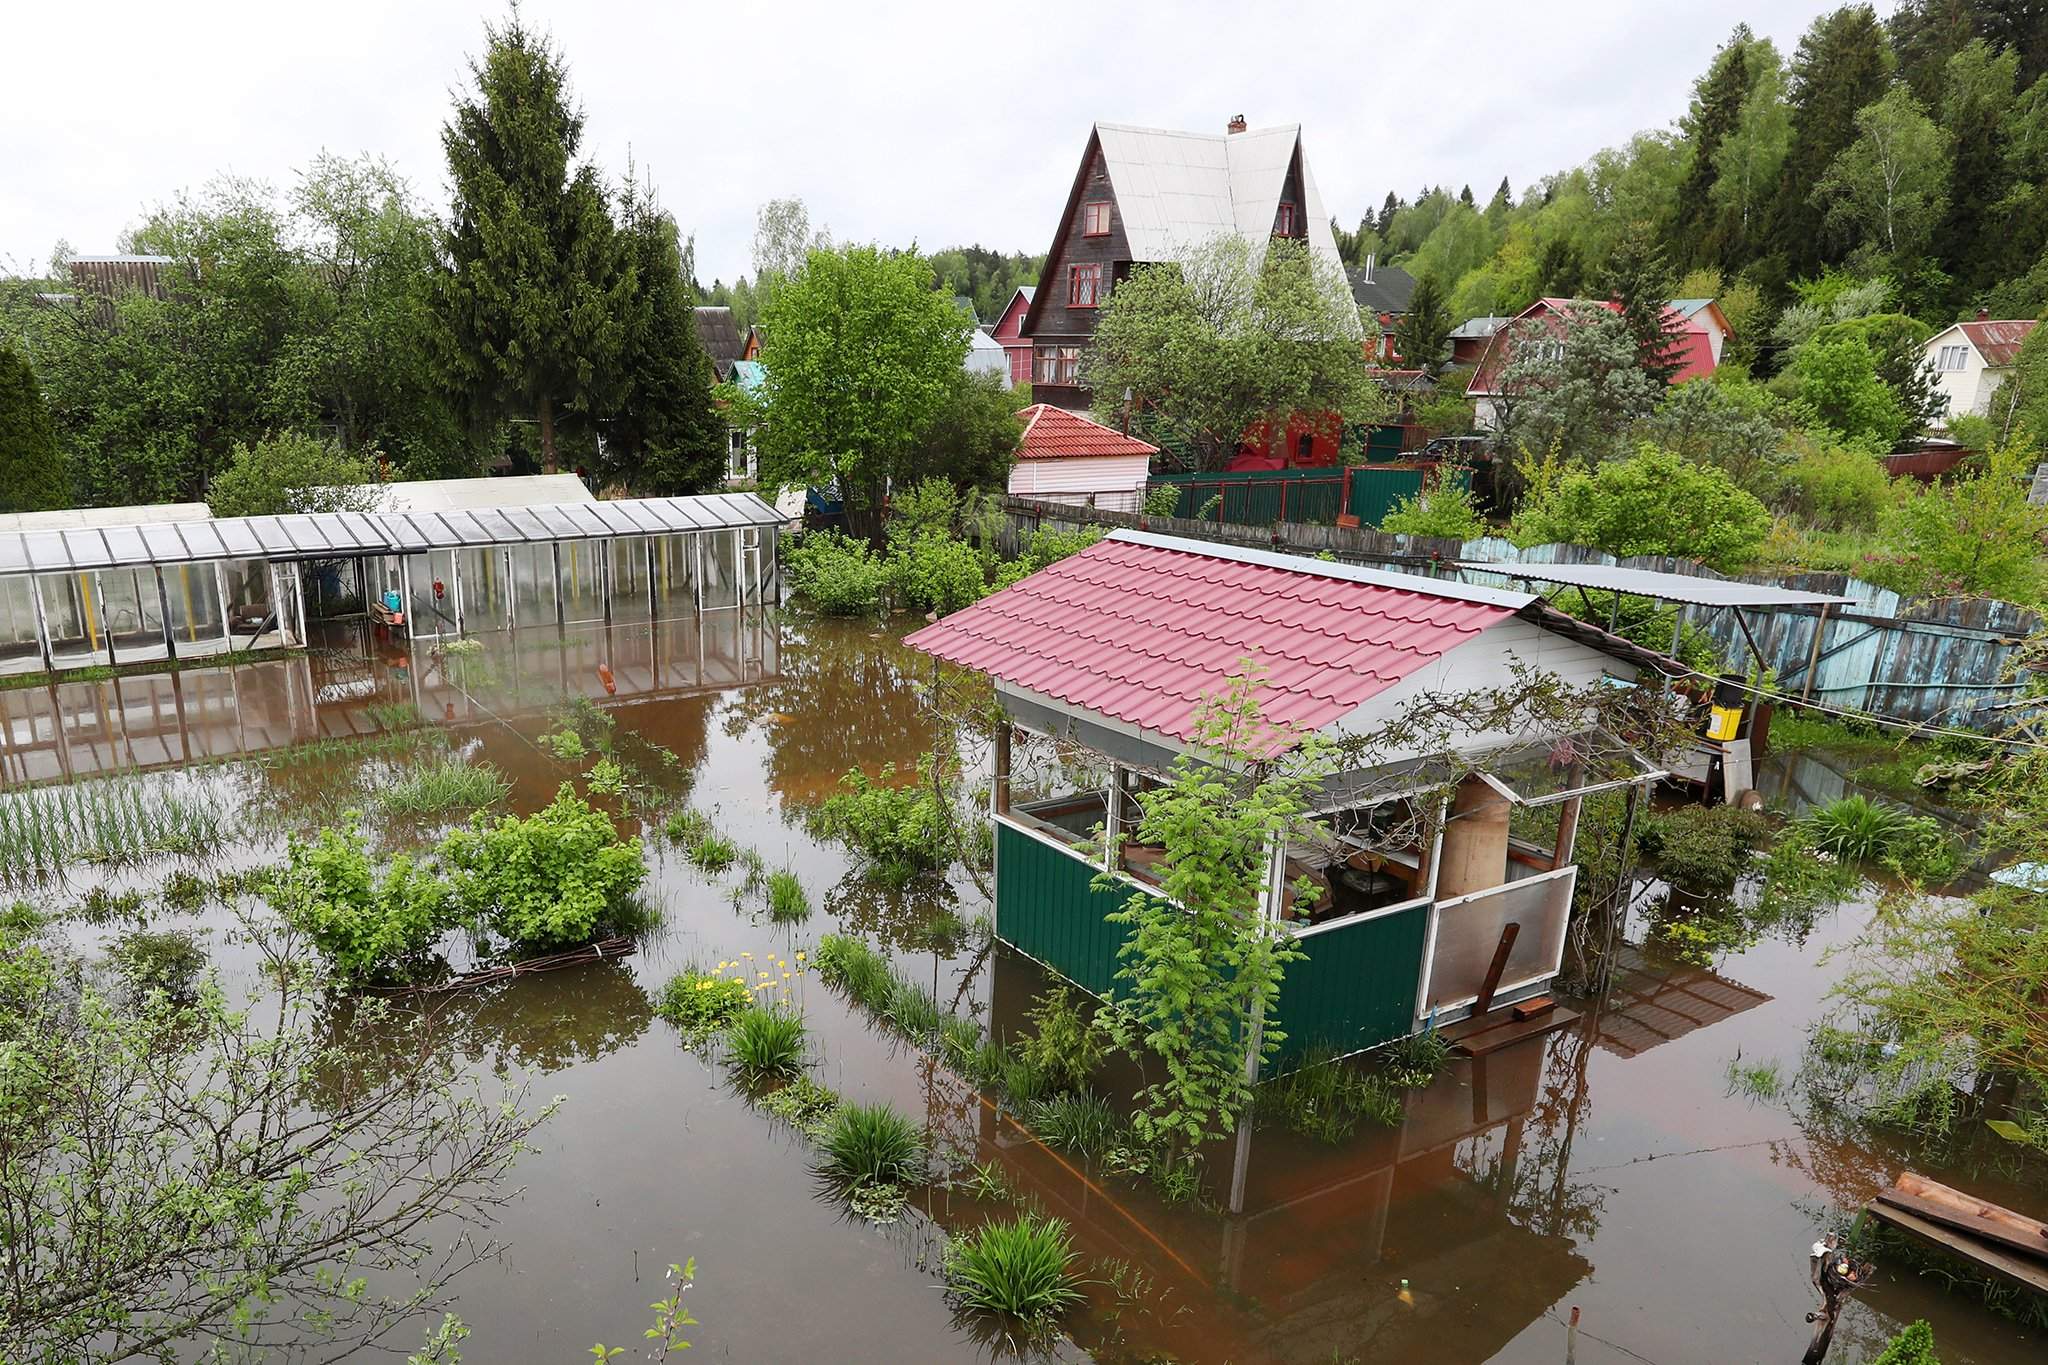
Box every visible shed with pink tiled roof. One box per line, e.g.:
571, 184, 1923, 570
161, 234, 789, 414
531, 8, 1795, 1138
1005, 404, 1158, 512
903, 530, 1674, 1070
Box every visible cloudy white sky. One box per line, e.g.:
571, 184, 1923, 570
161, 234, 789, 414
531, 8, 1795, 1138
4, 0, 1867, 286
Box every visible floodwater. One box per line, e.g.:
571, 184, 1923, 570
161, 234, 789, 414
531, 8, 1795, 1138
7, 614, 2044, 1364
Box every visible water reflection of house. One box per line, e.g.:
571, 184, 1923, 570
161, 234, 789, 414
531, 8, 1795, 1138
969, 949, 1587, 1363
906, 531, 1677, 1064
1593, 942, 1772, 1059
0, 614, 780, 785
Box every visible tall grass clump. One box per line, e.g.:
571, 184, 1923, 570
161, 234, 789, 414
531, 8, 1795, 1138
376, 757, 511, 816
1255, 1048, 1405, 1142
820, 1101, 925, 1188
767, 869, 810, 922
944, 1214, 1087, 1325
1381, 1028, 1452, 1087
1025, 1092, 1122, 1158
726, 1006, 807, 1081
814, 933, 895, 1011
665, 808, 738, 871
0, 771, 229, 878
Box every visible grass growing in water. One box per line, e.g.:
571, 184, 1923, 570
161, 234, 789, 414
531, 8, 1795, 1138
1724, 1052, 1784, 1102
666, 809, 739, 871
1255, 1048, 1404, 1142
377, 757, 511, 816
656, 969, 752, 1037
944, 1214, 1087, 1325
820, 1101, 925, 1187
0, 772, 229, 877
726, 1007, 807, 1081
767, 869, 810, 922
1026, 1092, 1123, 1158
1381, 1029, 1452, 1088
814, 933, 896, 1011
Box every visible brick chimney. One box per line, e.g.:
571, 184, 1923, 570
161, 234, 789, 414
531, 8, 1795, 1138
1227, 114, 1247, 134
1977, 306, 1990, 320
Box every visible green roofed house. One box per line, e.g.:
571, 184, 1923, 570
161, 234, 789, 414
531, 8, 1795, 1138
904, 530, 1677, 1064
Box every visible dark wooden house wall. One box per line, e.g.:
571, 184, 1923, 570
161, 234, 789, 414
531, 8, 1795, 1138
1026, 140, 1134, 409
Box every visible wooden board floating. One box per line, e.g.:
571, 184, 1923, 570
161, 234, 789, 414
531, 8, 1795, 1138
1863, 1171, 2048, 1300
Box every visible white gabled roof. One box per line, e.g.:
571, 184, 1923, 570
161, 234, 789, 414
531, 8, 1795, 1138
1090, 121, 1355, 335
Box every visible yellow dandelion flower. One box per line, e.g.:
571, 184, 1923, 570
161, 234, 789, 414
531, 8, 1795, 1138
696, 980, 714, 990
741, 952, 753, 959
759, 971, 771, 979
795, 952, 806, 962
782, 972, 791, 980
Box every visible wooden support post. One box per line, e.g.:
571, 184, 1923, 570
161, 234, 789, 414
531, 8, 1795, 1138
1799, 603, 1830, 702
1552, 794, 1583, 871
992, 722, 1011, 817
1473, 921, 1520, 1018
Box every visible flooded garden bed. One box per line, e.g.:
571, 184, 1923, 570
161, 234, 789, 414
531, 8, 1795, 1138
5, 610, 2045, 1363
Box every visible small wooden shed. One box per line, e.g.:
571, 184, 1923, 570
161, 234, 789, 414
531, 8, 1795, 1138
905, 531, 1675, 1063
1005, 405, 1157, 513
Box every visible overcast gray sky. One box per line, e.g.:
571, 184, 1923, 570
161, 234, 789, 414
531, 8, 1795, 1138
4, 0, 1864, 286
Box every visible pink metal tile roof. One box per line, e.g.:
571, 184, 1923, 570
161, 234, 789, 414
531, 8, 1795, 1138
1014, 404, 1160, 461
903, 533, 1518, 750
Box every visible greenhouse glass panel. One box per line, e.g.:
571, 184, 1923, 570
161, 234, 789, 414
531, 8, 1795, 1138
558, 538, 607, 624
221, 559, 276, 638
509, 543, 557, 629
457, 548, 509, 631
0, 577, 41, 671
98, 566, 168, 662
700, 530, 739, 610
653, 534, 696, 617
407, 551, 461, 638
608, 537, 652, 625
164, 563, 227, 654
38, 572, 102, 667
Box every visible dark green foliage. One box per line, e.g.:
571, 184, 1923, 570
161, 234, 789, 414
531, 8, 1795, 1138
813, 932, 895, 1011
895, 369, 1024, 496
107, 929, 206, 1002
1599, 221, 1684, 383
1255, 1048, 1405, 1143
726, 1006, 807, 1081
1381, 1029, 1454, 1088
785, 532, 891, 615
433, 12, 630, 471
0, 344, 67, 511
1799, 794, 1958, 881
159, 870, 207, 915
1772, 5, 1894, 273
438, 783, 646, 950
766, 869, 810, 922
820, 1101, 925, 1187
944, 1215, 1086, 1324
758, 1074, 842, 1138
1867, 1318, 1938, 1364
927, 245, 1045, 327
1676, 26, 1757, 268
1394, 273, 1454, 373
1638, 805, 1774, 890
664, 808, 738, 871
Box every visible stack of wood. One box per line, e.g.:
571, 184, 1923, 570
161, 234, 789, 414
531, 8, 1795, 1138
1864, 1171, 2048, 1298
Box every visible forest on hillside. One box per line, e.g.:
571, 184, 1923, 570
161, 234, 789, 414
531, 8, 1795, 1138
1336, 3, 2048, 354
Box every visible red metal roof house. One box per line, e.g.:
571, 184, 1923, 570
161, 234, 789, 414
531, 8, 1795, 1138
1465, 298, 1722, 430
1007, 404, 1159, 511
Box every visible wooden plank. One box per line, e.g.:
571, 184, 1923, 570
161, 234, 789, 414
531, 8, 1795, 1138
1511, 996, 1555, 1021
1892, 1172, 2048, 1245
1449, 1004, 1579, 1057
1876, 1191, 2048, 1263
1865, 1203, 2048, 1298
1472, 922, 1520, 1017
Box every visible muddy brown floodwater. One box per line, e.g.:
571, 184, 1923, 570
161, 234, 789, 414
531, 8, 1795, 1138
6, 611, 2043, 1364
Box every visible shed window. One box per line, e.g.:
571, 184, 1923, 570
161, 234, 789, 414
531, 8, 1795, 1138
1937, 343, 1969, 371
1275, 202, 1296, 235
1081, 201, 1112, 236
1034, 345, 1081, 385
1067, 263, 1101, 309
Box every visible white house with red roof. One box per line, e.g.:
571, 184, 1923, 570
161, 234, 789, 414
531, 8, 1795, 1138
1465, 297, 1724, 430
1923, 314, 2037, 422
1006, 404, 1158, 511
904, 530, 1672, 1065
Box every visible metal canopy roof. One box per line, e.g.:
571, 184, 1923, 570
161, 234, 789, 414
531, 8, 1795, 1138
1457, 561, 1850, 609
0, 494, 780, 576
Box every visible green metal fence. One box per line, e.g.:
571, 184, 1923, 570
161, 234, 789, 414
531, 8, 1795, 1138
1149, 469, 1347, 526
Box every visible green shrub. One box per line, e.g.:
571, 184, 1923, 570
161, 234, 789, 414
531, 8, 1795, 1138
586, 756, 629, 797
1509, 443, 1770, 572
438, 783, 646, 951
726, 1006, 808, 1081
889, 532, 988, 616
108, 929, 207, 1001
1778, 433, 1890, 532
1381, 1028, 1452, 1088
273, 820, 460, 984
766, 869, 810, 922
539, 728, 587, 760
1016, 986, 1104, 1093
944, 1214, 1086, 1324
1868, 1320, 1938, 1365
787, 531, 891, 615
1142, 484, 1183, 517
159, 869, 207, 914
811, 762, 947, 880
1379, 481, 1485, 539
1638, 806, 1773, 890
820, 1101, 925, 1187
1025, 1091, 1122, 1157
377, 757, 511, 816
656, 969, 752, 1036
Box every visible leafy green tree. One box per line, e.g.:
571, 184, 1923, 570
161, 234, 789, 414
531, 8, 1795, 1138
1676, 25, 1757, 267
1772, 5, 1894, 273
895, 369, 1024, 494
1509, 443, 1771, 571
206, 432, 379, 519
433, 12, 630, 472
1379, 480, 1486, 538
750, 243, 970, 539
1083, 235, 1383, 472
599, 174, 725, 496
1814, 86, 1952, 262
1779, 330, 1911, 447
1491, 305, 1662, 465
1935, 40, 2020, 295
1709, 38, 1793, 266
1643, 374, 1788, 493
1394, 272, 1454, 373
0, 344, 67, 511
1988, 317, 2048, 447
1600, 221, 1684, 383
1866, 434, 2048, 601
1808, 312, 1942, 433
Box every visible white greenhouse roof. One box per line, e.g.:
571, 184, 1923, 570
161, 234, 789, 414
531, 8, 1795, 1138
0, 494, 780, 576
1457, 561, 1850, 609
368, 473, 594, 513
0, 502, 211, 534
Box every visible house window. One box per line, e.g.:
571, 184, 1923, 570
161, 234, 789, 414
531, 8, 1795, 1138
1067, 263, 1101, 309
1081, 201, 1112, 236
726, 428, 750, 480
1033, 345, 1081, 385
1275, 202, 1296, 235
1937, 343, 1969, 372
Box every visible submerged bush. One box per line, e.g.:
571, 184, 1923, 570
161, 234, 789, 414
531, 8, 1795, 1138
787, 531, 891, 615
821, 1101, 925, 1188
811, 762, 947, 881
377, 756, 511, 816
727, 1006, 808, 1081
1638, 805, 1773, 891
1016, 986, 1104, 1093
438, 783, 646, 951
107, 929, 207, 1002
944, 1214, 1086, 1324
272, 820, 459, 984
656, 969, 752, 1036
760, 1074, 842, 1137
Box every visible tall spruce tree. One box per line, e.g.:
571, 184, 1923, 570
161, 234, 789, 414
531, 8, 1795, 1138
1936, 39, 2019, 296
1676, 26, 1755, 268
433, 11, 631, 473
602, 174, 725, 496
1772, 5, 1894, 275
0, 345, 68, 512
1600, 221, 1684, 385
1376, 192, 1402, 237
1395, 273, 1455, 374
1890, 0, 1985, 103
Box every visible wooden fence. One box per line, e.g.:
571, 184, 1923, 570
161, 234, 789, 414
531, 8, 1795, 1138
1001, 497, 2042, 733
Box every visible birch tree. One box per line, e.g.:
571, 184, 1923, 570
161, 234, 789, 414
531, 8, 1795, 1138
1813, 87, 1953, 261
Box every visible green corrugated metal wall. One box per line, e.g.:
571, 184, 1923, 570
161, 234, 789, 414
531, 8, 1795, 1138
995, 821, 1135, 997
1344, 465, 1473, 529
996, 821, 1429, 1068
1269, 904, 1428, 1068
1150, 470, 1347, 526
